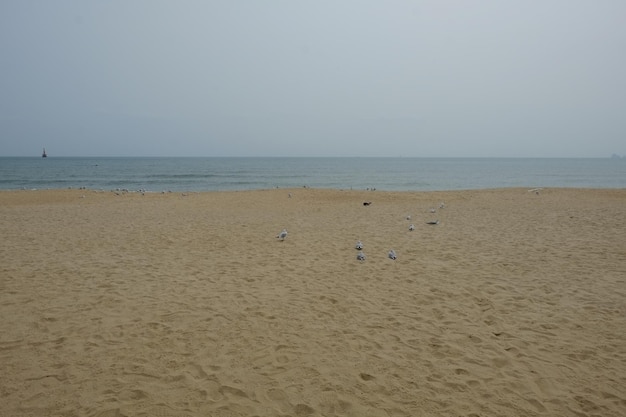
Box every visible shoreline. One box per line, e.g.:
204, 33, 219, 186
2, 184, 625, 194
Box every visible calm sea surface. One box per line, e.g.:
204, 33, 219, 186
0, 157, 624, 192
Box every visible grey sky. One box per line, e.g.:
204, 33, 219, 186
1, 1, 624, 157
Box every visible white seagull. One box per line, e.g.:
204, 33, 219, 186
276, 229, 288, 241
355, 240, 363, 250
409, 224, 415, 231
388, 250, 397, 260
357, 251, 366, 261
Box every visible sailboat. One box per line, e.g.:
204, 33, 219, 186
42, 148, 47, 158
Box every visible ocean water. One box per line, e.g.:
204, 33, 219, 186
0, 157, 624, 192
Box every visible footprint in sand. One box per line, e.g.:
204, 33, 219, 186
266, 388, 292, 414
359, 372, 375, 381
294, 403, 316, 416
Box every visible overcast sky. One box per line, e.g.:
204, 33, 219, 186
1, 1, 625, 157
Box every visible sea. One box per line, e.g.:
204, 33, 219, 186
0, 157, 624, 192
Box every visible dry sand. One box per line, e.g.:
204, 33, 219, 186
1, 187, 625, 417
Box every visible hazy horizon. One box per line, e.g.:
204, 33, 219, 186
2, 155, 624, 160
2, 1, 625, 158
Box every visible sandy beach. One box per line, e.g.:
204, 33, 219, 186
1, 187, 625, 417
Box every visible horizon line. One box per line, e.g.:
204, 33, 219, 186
1, 155, 623, 159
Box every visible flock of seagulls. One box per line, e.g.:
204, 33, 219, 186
355, 200, 444, 261
277, 198, 446, 263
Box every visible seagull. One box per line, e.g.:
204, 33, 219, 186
409, 224, 415, 231
355, 240, 363, 250
276, 229, 288, 241
388, 250, 397, 260
357, 251, 366, 261
406, 215, 411, 220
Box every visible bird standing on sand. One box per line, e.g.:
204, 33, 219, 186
388, 250, 397, 260
357, 251, 366, 261
355, 240, 363, 250
409, 224, 415, 231
276, 229, 288, 241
